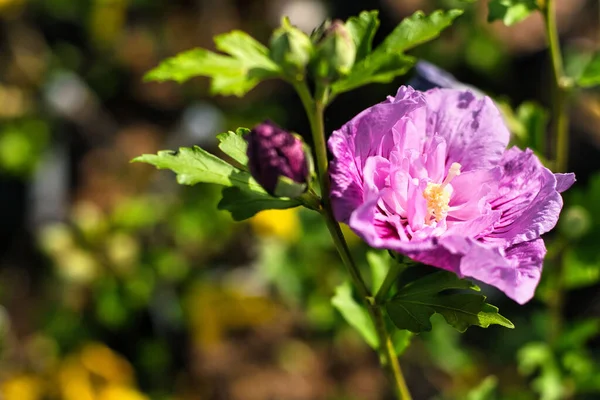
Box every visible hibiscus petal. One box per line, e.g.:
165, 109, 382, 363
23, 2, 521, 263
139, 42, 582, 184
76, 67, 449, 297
363, 156, 390, 200
555, 173, 576, 193
413, 236, 544, 304
349, 198, 436, 253
502, 239, 546, 304
488, 148, 565, 246
329, 129, 363, 223
445, 210, 502, 238
348, 86, 426, 165
453, 237, 544, 304
423, 89, 510, 171
329, 87, 426, 223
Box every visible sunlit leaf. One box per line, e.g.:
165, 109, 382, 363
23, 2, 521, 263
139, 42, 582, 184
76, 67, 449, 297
133, 146, 263, 191
386, 271, 514, 333
331, 282, 378, 348
144, 31, 280, 96
332, 53, 415, 95
345, 10, 380, 62
332, 9, 463, 96
217, 127, 250, 167
488, 0, 538, 26
376, 9, 463, 54
134, 142, 310, 220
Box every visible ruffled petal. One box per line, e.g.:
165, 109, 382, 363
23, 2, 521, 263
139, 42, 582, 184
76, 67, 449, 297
502, 239, 546, 304
423, 89, 510, 171
349, 198, 437, 254
329, 87, 426, 223
555, 173, 576, 193
488, 147, 564, 246
329, 129, 364, 223
408, 236, 544, 304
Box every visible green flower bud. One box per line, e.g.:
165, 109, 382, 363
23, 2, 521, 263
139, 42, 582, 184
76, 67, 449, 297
312, 20, 356, 82
269, 17, 313, 80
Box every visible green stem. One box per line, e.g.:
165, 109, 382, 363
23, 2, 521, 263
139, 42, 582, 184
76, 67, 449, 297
543, 0, 569, 172
371, 305, 413, 400
541, 0, 570, 345
292, 80, 412, 400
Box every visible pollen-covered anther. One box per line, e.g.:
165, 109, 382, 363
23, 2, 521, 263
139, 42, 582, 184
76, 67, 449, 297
423, 162, 461, 223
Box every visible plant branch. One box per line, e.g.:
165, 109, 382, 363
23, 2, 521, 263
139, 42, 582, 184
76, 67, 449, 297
541, 0, 570, 345
292, 81, 370, 298
292, 80, 412, 400
542, 0, 569, 172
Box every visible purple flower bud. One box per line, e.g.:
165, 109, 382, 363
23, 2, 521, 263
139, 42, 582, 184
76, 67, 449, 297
247, 120, 309, 196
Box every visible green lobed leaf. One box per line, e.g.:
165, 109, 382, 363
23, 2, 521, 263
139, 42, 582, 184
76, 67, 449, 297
217, 187, 300, 221
578, 52, 600, 88
332, 9, 462, 96
331, 282, 378, 348
216, 128, 250, 167
144, 31, 280, 96
345, 10, 380, 63
132, 146, 264, 192
385, 271, 514, 333
396, 270, 480, 296
332, 53, 415, 95
375, 9, 463, 54
488, 0, 539, 26
213, 31, 275, 70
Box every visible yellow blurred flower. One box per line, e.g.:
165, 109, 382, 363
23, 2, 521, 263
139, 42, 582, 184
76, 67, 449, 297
1, 374, 43, 400
58, 358, 95, 400
97, 386, 149, 400
186, 283, 278, 348
56, 342, 141, 400
79, 343, 134, 385
250, 208, 300, 242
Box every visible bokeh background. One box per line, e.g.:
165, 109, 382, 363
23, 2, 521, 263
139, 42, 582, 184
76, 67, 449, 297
0, 0, 599, 399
